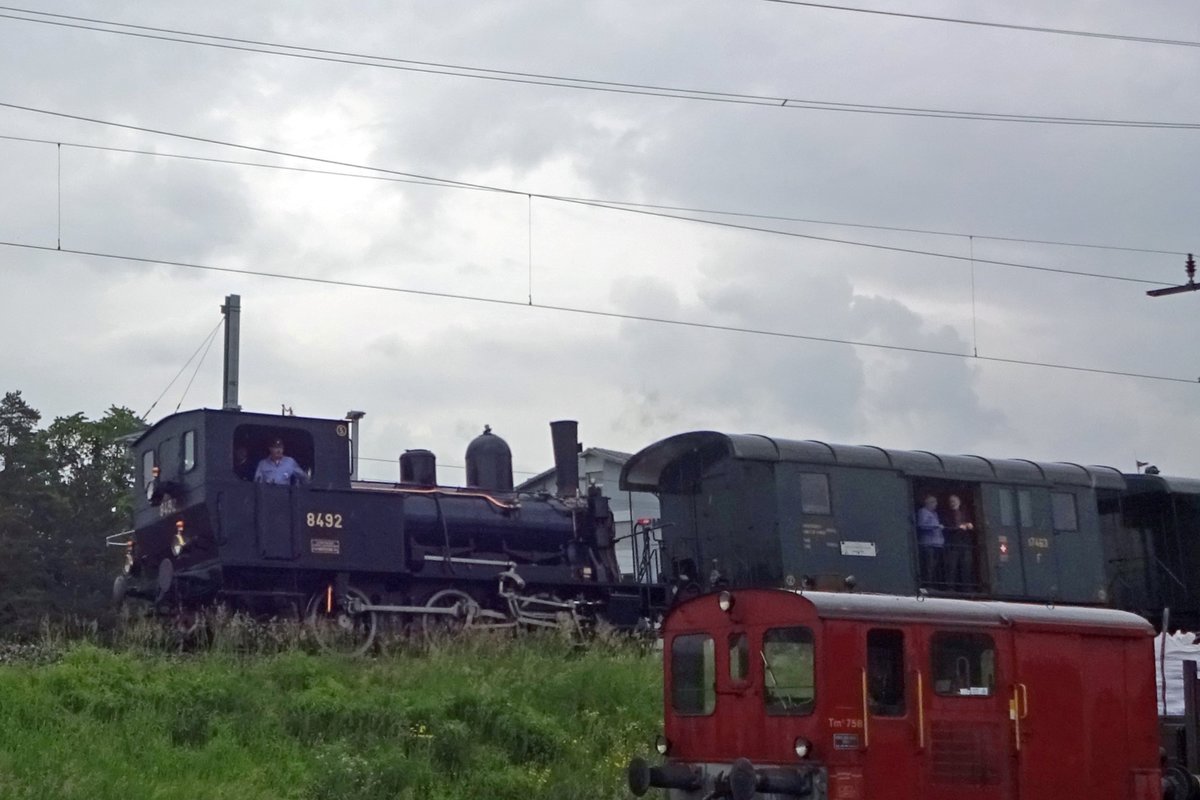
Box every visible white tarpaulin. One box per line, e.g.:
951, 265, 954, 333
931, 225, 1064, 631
1156, 631, 1200, 716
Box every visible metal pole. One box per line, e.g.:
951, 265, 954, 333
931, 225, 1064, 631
346, 411, 366, 480
221, 294, 241, 411
1185, 659, 1200, 770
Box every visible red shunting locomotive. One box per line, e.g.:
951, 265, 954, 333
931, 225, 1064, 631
629, 589, 1161, 800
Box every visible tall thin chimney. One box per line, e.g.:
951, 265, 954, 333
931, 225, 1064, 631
221, 294, 241, 411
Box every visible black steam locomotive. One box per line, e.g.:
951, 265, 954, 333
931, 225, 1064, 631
621, 430, 1200, 631
112, 407, 665, 652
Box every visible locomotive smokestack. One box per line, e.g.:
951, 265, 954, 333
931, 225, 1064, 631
550, 420, 580, 498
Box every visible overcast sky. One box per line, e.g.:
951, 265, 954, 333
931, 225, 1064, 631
2, 1, 1198, 483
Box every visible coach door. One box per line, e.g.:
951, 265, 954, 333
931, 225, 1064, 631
989, 488, 1056, 600
862, 628, 919, 796
918, 628, 1014, 800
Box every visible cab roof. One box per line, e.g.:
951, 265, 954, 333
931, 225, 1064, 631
669, 589, 1154, 638
132, 407, 341, 447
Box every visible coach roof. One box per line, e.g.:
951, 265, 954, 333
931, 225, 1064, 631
619, 430, 1127, 493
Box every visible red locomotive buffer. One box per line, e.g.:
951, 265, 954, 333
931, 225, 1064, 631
628, 589, 1161, 800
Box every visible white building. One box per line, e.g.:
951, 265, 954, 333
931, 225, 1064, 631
517, 447, 661, 580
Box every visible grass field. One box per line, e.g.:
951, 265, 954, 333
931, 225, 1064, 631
0, 627, 661, 800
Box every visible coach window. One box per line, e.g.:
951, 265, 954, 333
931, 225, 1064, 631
763, 627, 815, 715
867, 629, 906, 716
999, 489, 1035, 529
182, 431, 196, 473
1052, 492, 1078, 531
931, 632, 995, 697
799, 473, 832, 515
671, 634, 715, 715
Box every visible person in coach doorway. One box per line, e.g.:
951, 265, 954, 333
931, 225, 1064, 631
915, 495, 945, 587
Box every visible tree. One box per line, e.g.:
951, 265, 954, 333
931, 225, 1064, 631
0, 392, 144, 638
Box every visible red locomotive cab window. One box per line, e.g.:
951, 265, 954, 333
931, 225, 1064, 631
762, 627, 815, 715
867, 629, 906, 717
931, 632, 996, 697
671, 634, 716, 715
729, 632, 749, 682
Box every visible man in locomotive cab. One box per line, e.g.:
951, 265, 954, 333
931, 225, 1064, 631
255, 438, 309, 485
233, 445, 256, 481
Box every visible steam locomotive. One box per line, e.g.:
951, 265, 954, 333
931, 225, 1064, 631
112, 407, 665, 652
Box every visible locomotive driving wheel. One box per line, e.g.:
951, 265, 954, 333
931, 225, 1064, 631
304, 586, 377, 656
420, 588, 483, 636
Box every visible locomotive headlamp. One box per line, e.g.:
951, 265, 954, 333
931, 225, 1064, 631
171, 521, 186, 557
579, 566, 594, 580
718, 590, 735, 613
123, 549, 134, 575
793, 737, 811, 759
654, 733, 669, 755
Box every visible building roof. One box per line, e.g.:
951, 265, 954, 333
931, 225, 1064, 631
514, 446, 634, 492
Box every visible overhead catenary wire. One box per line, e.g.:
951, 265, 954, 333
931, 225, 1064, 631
174, 320, 223, 413
1, 7, 1199, 130
0, 110, 1182, 287
140, 317, 224, 420
3, 239, 1195, 387
0, 131, 1186, 259
759, 1, 1200, 49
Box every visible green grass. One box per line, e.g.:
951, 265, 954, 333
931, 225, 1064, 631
0, 631, 661, 800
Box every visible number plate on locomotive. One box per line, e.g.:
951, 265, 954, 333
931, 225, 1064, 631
310, 538, 341, 555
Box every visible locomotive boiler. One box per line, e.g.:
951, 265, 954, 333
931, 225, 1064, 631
112, 407, 665, 652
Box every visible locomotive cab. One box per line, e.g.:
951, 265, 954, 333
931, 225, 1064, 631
630, 589, 1160, 800
119, 408, 354, 611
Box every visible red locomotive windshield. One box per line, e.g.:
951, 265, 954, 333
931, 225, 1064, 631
762, 627, 815, 715
670, 634, 716, 715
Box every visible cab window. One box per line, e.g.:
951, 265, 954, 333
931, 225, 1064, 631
142, 449, 155, 490
183, 431, 196, 473
232, 425, 315, 481
729, 632, 749, 682
867, 629, 906, 716
931, 632, 995, 697
763, 627, 815, 715
671, 634, 715, 715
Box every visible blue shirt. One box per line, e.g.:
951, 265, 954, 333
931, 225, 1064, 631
255, 455, 308, 485
916, 507, 944, 547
